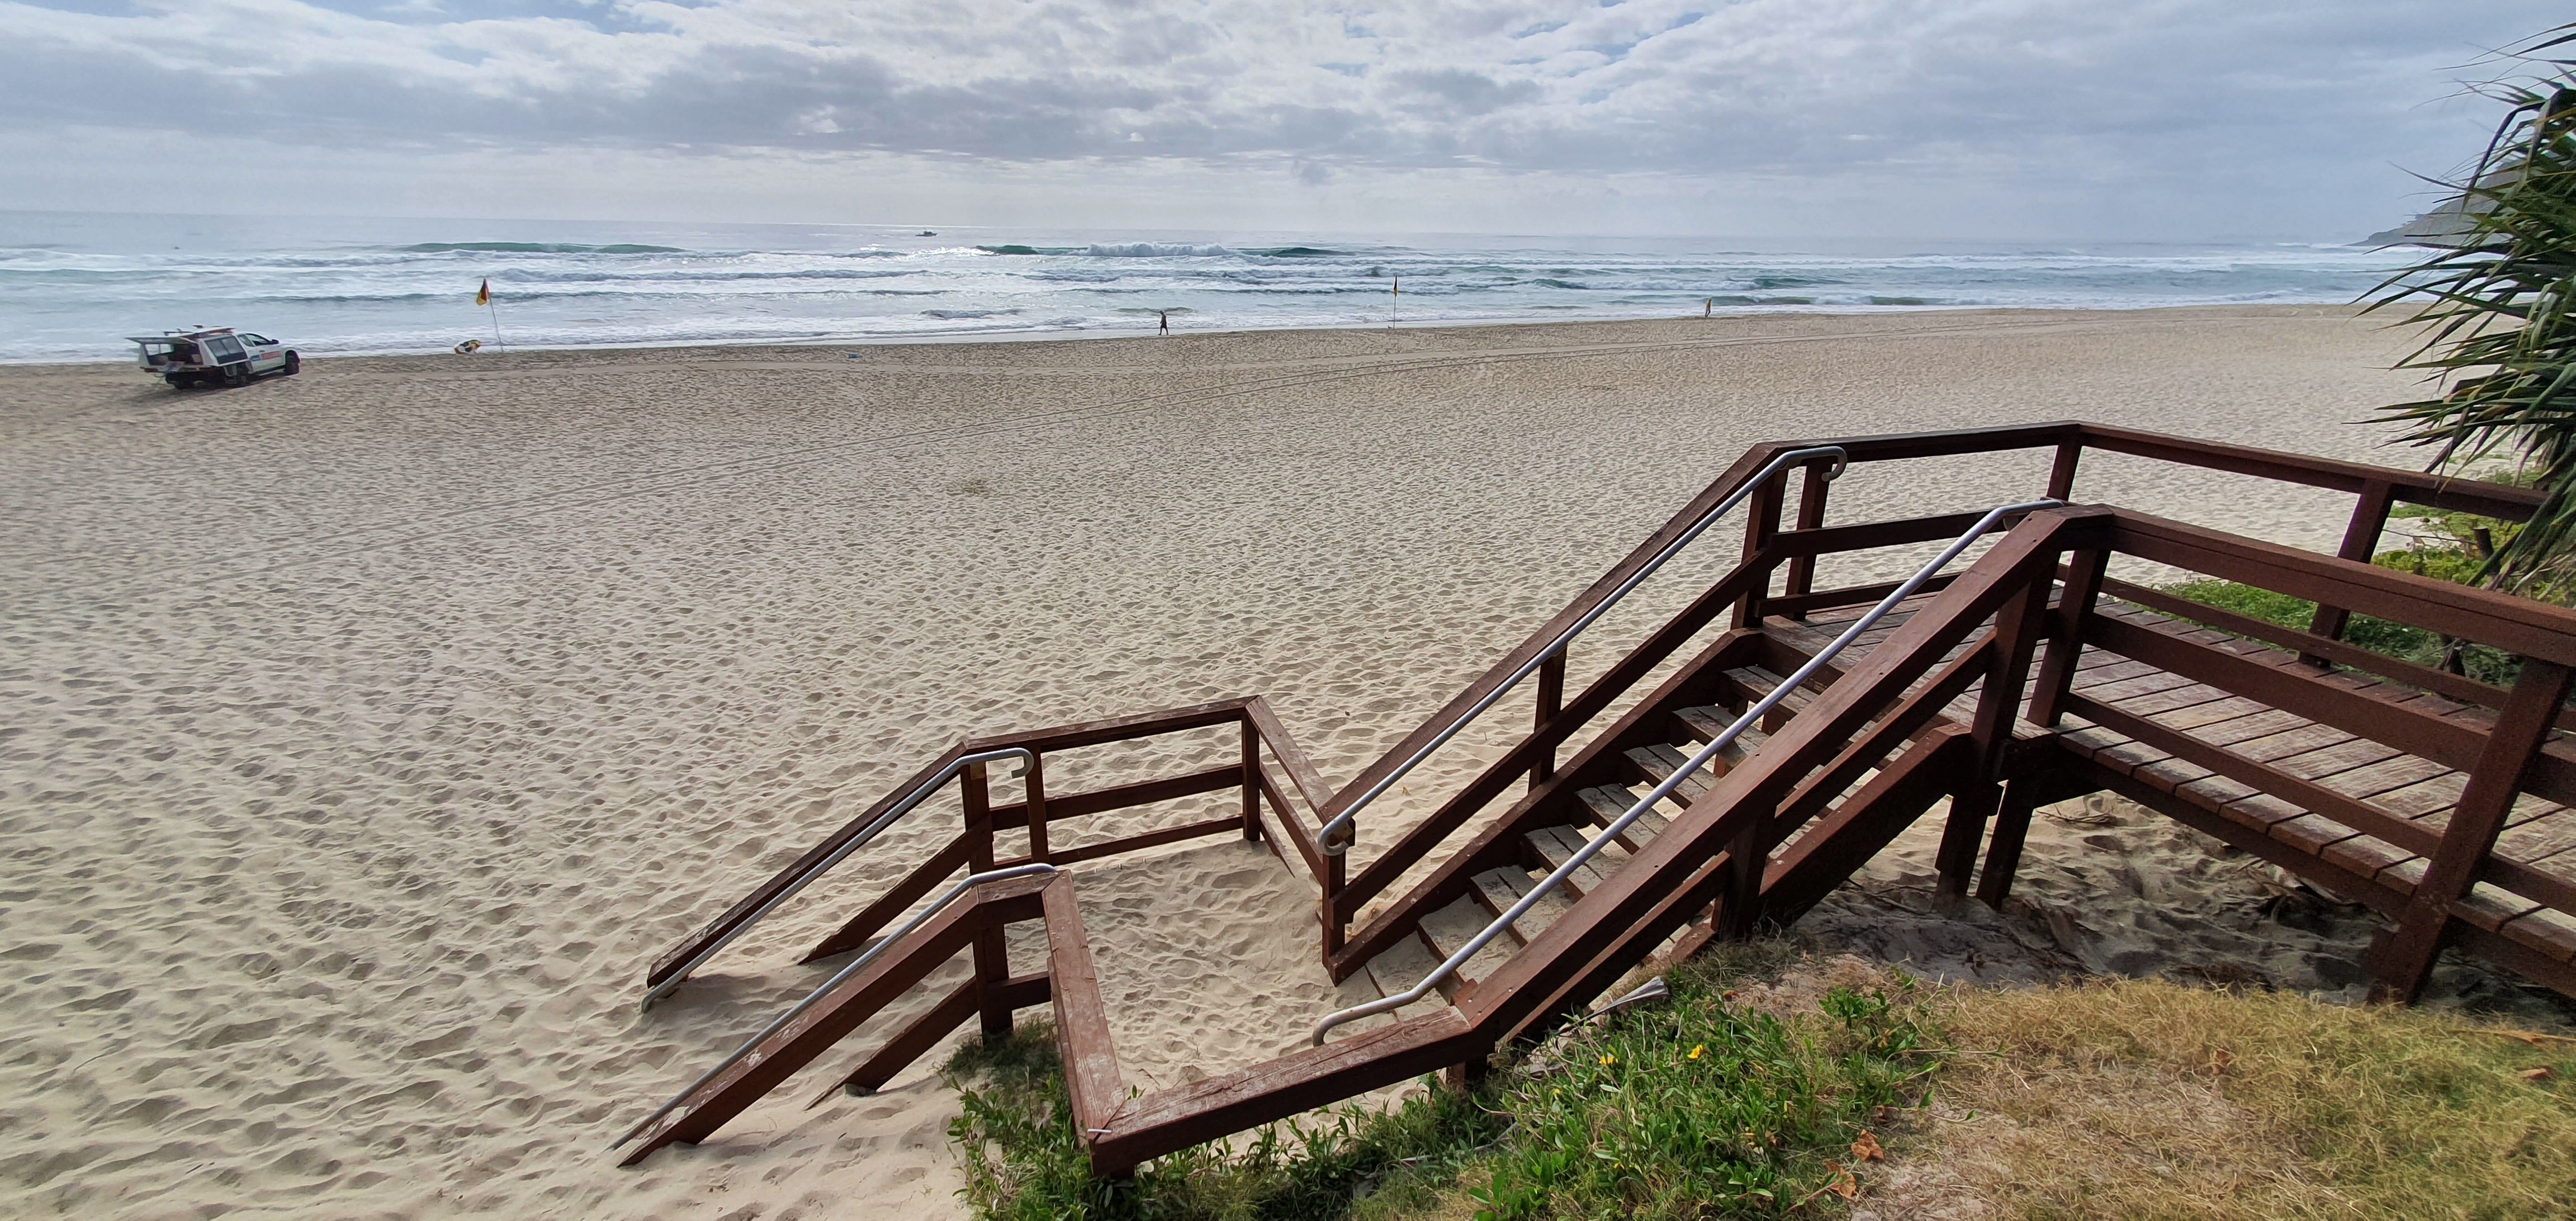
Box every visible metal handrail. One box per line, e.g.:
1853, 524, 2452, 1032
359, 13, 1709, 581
613, 861, 1059, 1149
1311, 498, 2062, 1044
1314, 445, 1851, 856
641, 746, 1038, 1011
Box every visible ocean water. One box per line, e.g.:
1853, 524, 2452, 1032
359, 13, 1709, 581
0, 211, 2404, 364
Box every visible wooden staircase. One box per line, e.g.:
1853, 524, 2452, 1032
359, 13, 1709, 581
615, 422, 2576, 1181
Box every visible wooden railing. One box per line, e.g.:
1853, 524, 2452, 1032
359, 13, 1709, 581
628, 424, 2576, 1177
2034, 510, 2576, 1002
646, 696, 1341, 1009
1310, 422, 2553, 968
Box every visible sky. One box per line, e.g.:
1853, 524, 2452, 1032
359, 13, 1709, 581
1, 0, 2564, 240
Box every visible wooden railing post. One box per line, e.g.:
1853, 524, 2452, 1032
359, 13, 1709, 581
2305, 479, 2394, 660
1025, 753, 1050, 863
2028, 550, 2108, 728
1779, 461, 1834, 612
960, 762, 1013, 1040
1322, 850, 1347, 960
2045, 436, 2083, 501
1935, 567, 2055, 900
1974, 780, 2045, 908
1529, 650, 1566, 792
1732, 470, 1788, 630
1240, 717, 1262, 841
2371, 659, 2574, 1003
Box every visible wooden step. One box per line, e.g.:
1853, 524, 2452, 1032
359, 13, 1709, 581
1358, 931, 1446, 1013
1672, 705, 1765, 759
1417, 897, 1521, 997
1576, 785, 1674, 850
1524, 824, 1627, 900
1469, 867, 1577, 946
1624, 742, 1719, 803
1724, 665, 1816, 728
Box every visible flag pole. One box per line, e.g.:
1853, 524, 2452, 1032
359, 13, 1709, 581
479, 278, 505, 352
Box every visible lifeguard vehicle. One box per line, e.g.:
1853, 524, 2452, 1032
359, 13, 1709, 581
129, 328, 300, 389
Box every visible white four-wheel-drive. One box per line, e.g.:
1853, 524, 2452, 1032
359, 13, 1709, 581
130, 328, 300, 389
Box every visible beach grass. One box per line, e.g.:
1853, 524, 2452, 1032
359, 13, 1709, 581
1929, 976, 2576, 1219
945, 943, 2576, 1220
943, 941, 1940, 1219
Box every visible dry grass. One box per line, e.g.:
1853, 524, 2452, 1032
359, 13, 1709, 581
1893, 978, 2576, 1220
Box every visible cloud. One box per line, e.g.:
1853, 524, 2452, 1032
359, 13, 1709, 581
0, 0, 2565, 236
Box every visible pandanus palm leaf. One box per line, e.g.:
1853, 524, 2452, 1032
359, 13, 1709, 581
2367, 25, 2576, 594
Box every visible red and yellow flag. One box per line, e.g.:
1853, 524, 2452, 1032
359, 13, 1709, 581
476, 278, 491, 307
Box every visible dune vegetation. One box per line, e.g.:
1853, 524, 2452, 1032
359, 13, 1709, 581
940, 938, 2576, 1220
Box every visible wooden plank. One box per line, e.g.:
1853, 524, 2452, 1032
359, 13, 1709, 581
962, 764, 1011, 1039
1258, 765, 1329, 884
2377, 660, 2576, 1001
2151, 695, 2272, 732
1530, 651, 1568, 789
2313, 753, 2456, 803
2095, 679, 2234, 720
621, 872, 1052, 1165
2105, 577, 2513, 713
1781, 460, 1835, 603
1940, 574, 2051, 896
1768, 573, 1962, 618
1734, 465, 1787, 629
2106, 512, 2576, 667
985, 765, 1243, 832
2030, 550, 2107, 728
1772, 509, 2028, 559
1764, 730, 1971, 921
2062, 695, 2444, 858
1979, 764, 2098, 907
2046, 437, 2083, 499
2077, 423, 2542, 519
2228, 723, 2363, 766
1046, 816, 1246, 866
1243, 696, 1335, 810
2307, 479, 2396, 650
1024, 752, 1050, 863
1772, 640, 1992, 837
959, 697, 1254, 756
1088, 1010, 1481, 1176
1239, 720, 1262, 840
1043, 875, 1127, 1138
818, 971, 1050, 1101
2083, 613, 2490, 774
2269, 739, 2406, 785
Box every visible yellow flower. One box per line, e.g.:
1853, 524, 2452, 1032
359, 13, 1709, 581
1687, 1044, 1704, 1060
1598, 1052, 1617, 1067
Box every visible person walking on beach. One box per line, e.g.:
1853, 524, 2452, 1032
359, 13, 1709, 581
1159, 310, 1169, 335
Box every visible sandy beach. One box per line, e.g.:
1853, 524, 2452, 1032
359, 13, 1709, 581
11, 306, 2539, 1219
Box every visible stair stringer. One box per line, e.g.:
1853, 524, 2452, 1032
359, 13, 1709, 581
1328, 628, 1761, 981
619, 872, 1052, 1166
1082, 510, 2097, 1176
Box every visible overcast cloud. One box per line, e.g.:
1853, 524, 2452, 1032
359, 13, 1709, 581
2, 0, 2561, 238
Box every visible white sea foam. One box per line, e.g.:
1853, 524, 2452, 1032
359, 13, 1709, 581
0, 211, 2403, 362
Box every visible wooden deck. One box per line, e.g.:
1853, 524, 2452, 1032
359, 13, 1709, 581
1773, 590, 2576, 991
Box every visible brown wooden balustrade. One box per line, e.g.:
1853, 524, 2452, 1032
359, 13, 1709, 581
623, 422, 2576, 1179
